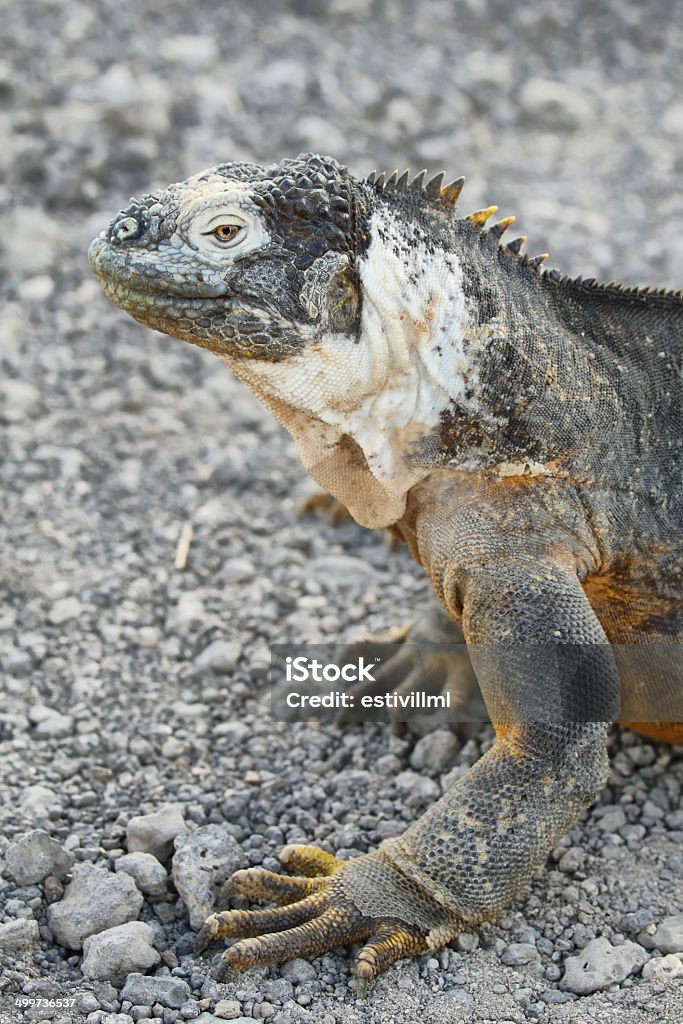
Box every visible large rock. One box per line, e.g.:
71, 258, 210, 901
172, 825, 245, 930
4, 829, 74, 885
120, 973, 191, 1009
561, 936, 647, 994
81, 921, 160, 980
48, 863, 143, 950
126, 804, 187, 864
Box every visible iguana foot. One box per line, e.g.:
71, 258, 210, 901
195, 844, 431, 992
298, 490, 352, 526
337, 601, 479, 724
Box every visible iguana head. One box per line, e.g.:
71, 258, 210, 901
89, 153, 524, 527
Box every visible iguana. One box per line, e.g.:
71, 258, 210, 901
89, 153, 682, 991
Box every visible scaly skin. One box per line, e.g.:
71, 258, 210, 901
89, 154, 682, 989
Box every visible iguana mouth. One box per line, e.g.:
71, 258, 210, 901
98, 276, 227, 317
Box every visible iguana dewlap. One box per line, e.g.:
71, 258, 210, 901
89, 154, 682, 990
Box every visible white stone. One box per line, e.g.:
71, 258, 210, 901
126, 804, 187, 864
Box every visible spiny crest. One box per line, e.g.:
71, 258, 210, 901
364, 166, 550, 274
545, 268, 683, 302
365, 167, 465, 208
363, 161, 681, 299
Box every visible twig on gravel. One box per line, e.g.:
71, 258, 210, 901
174, 523, 193, 571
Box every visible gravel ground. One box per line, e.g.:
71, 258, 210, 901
1, 1, 682, 1022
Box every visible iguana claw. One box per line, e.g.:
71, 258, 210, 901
196, 844, 428, 990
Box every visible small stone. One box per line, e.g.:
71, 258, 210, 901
172, 826, 244, 929
4, 829, 74, 885
167, 594, 205, 634
501, 942, 540, 966
116, 852, 168, 896
394, 770, 440, 800
48, 863, 144, 950
77, 993, 102, 1014
18, 784, 58, 818
18, 274, 55, 302
619, 909, 654, 934
180, 1000, 200, 1020
48, 596, 84, 625
595, 807, 626, 832
194, 640, 242, 673
649, 913, 683, 954
120, 974, 191, 1010
100, 1016, 134, 1024
456, 931, 479, 952
213, 1001, 241, 1020
34, 710, 74, 738
558, 847, 585, 873
261, 979, 293, 1003
126, 804, 187, 864
561, 936, 647, 994
641, 953, 683, 981
409, 730, 459, 772
159, 35, 219, 69
81, 921, 160, 981
0, 918, 40, 949
0, 379, 41, 422
279, 957, 317, 983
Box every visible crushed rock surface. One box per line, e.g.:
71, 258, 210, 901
1, 1, 682, 1023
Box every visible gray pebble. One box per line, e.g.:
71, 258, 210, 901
278, 957, 317, 983
116, 852, 169, 896
561, 936, 647, 994
126, 805, 187, 864
120, 974, 191, 1010
501, 942, 540, 966
4, 829, 74, 885
557, 846, 585, 873
47, 597, 84, 626
48, 863, 144, 950
648, 913, 683, 954
641, 953, 683, 981
193, 640, 243, 673
0, 917, 40, 949
409, 730, 459, 772
81, 921, 160, 980
18, 784, 59, 819
213, 1001, 241, 1019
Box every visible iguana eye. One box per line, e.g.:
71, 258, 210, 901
208, 223, 244, 245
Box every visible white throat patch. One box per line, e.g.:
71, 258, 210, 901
226, 206, 477, 528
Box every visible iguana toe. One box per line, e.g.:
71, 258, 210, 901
197, 845, 435, 989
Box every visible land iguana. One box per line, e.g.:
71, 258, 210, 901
89, 154, 682, 990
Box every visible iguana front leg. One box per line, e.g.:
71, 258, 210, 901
198, 494, 617, 988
